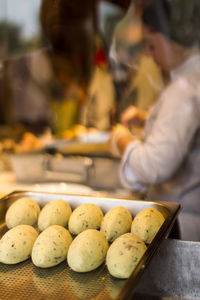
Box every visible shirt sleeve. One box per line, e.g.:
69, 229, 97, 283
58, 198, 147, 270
120, 77, 200, 191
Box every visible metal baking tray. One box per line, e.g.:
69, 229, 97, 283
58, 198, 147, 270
0, 191, 181, 300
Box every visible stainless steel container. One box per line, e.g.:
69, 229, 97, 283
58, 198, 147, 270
10, 153, 122, 189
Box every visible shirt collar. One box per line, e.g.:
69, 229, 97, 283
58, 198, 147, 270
170, 53, 200, 81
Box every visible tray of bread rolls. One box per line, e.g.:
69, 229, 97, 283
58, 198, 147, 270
0, 191, 181, 300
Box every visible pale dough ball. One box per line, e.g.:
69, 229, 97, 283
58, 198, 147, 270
32, 225, 72, 268
0, 225, 38, 264
131, 207, 165, 244
100, 206, 132, 242
106, 232, 147, 279
5, 197, 40, 229
38, 199, 72, 231
67, 229, 109, 272
68, 203, 103, 235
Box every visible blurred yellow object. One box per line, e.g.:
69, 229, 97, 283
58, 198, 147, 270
59, 142, 109, 155
1, 139, 16, 152
72, 125, 88, 139
112, 124, 132, 136
61, 125, 87, 140
61, 129, 76, 140
15, 132, 43, 153
52, 99, 79, 137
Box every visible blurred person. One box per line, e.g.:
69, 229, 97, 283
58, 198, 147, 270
109, 0, 164, 120
109, 0, 200, 241
0, 0, 95, 135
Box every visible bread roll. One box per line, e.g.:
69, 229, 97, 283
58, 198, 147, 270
100, 206, 132, 242
38, 199, 72, 231
131, 207, 165, 244
68, 203, 103, 235
32, 225, 72, 268
0, 225, 38, 264
5, 197, 40, 229
106, 233, 147, 279
67, 229, 109, 272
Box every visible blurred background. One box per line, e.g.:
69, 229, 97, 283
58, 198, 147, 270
0, 0, 161, 195
0, 0, 161, 136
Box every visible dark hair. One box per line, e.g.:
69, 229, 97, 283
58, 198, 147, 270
40, 0, 94, 50
40, 0, 95, 82
142, 0, 200, 47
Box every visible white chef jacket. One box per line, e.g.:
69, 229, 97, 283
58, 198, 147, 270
120, 54, 200, 241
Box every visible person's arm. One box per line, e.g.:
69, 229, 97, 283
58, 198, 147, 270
119, 78, 200, 190
108, 124, 140, 157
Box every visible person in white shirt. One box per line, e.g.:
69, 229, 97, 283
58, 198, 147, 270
109, 0, 200, 241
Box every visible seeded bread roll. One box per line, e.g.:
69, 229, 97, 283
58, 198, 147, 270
131, 207, 165, 244
100, 206, 132, 242
32, 225, 72, 268
0, 225, 38, 264
5, 197, 40, 229
106, 233, 147, 279
38, 199, 72, 231
68, 203, 103, 235
67, 229, 109, 272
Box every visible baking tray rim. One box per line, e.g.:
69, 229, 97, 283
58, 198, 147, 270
0, 190, 182, 300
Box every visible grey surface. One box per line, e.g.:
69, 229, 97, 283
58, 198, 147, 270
136, 238, 200, 299
10, 153, 122, 189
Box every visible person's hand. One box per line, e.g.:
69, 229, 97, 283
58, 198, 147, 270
108, 124, 136, 157
120, 105, 148, 129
